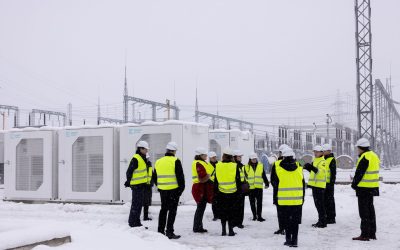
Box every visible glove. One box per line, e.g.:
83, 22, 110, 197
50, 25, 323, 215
303, 163, 312, 171
264, 184, 269, 189
124, 180, 130, 188
351, 183, 357, 190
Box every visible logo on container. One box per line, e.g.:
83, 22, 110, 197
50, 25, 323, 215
129, 128, 142, 135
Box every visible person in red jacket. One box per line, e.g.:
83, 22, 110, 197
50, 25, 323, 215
192, 147, 215, 233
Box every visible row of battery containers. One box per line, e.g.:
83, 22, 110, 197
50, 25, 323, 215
2, 122, 210, 204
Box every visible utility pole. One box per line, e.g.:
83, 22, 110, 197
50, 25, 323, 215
326, 114, 332, 140
166, 99, 171, 120
1, 112, 5, 130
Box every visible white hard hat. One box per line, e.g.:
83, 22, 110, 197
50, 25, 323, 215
208, 151, 217, 158
282, 148, 295, 157
233, 150, 243, 157
195, 147, 208, 155
268, 155, 278, 165
313, 145, 324, 152
278, 144, 290, 152
222, 147, 233, 156
322, 144, 332, 151
249, 152, 258, 160
137, 141, 150, 150
356, 138, 370, 147
166, 141, 178, 151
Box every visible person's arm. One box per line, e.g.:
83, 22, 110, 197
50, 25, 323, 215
330, 159, 337, 184
304, 163, 318, 173
270, 163, 278, 188
196, 162, 209, 183
302, 177, 306, 202
125, 157, 138, 187
352, 156, 369, 189
262, 169, 270, 188
175, 159, 185, 194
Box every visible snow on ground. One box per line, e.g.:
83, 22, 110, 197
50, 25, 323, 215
1, 184, 400, 250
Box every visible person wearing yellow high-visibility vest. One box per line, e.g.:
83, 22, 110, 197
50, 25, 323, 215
270, 144, 290, 235
208, 151, 219, 221
304, 145, 327, 228
322, 143, 336, 224
192, 147, 214, 233
214, 147, 241, 236
245, 153, 269, 222
272, 147, 305, 248
233, 150, 247, 229
351, 138, 380, 241
124, 141, 150, 228
154, 142, 185, 240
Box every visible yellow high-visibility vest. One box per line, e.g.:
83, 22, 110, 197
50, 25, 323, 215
147, 164, 153, 185
325, 156, 334, 184
130, 154, 148, 185
215, 162, 237, 194
155, 156, 178, 190
192, 160, 215, 184
245, 163, 264, 189
357, 151, 380, 188
308, 156, 327, 189
276, 162, 304, 206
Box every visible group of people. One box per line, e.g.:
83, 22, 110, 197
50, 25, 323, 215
124, 137, 380, 247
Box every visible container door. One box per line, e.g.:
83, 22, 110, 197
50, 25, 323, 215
58, 128, 114, 202
209, 132, 230, 160
120, 125, 182, 203
4, 131, 53, 200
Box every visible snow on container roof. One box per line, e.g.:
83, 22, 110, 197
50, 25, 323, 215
118, 120, 209, 128
210, 129, 253, 135
7, 126, 63, 132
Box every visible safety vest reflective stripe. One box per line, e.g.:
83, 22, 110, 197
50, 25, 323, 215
130, 154, 148, 185
155, 156, 179, 190
277, 196, 303, 200
308, 157, 327, 189
215, 162, 237, 194
356, 151, 380, 188
278, 187, 303, 191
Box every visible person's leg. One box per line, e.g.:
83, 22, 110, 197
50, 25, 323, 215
292, 223, 299, 246
166, 190, 180, 236
239, 194, 245, 226
158, 191, 168, 233
358, 195, 369, 238
256, 189, 264, 220
325, 185, 336, 223
249, 190, 257, 220
193, 198, 208, 232
128, 187, 144, 227
221, 219, 227, 236
275, 205, 285, 234
314, 188, 327, 226
369, 196, 376, 239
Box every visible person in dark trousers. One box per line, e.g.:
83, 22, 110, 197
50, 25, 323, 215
214, 148, 241, 236
143, 153, 153, 221
322, 143, 336, 224
304, 145, 327, 228
245, 153, 269, 222
192, 147, 215, 233
233, 150, 246, 229
270, 144, 290, 235
351, 138, 380, 241
153, 142, 185, 240
208, 151, 219, 221
124, 141, 150, 228
271, 147, 305, 248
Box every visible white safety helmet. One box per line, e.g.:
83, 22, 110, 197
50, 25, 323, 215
282, 148, 295, 157
233, 150, 243, 157
137, 140, 150, 150
249, 152, 258, 160
208, 151, 217, 158
222, 147, 233, 156
195, 147, 208, 155
313, 145, 324, 152
278, 144, 290, 152
322, 144, 332, 151
356, 138, 370, 147
166, 141, 178, 151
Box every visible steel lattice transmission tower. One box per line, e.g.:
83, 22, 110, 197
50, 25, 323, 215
355, 0, 374, 146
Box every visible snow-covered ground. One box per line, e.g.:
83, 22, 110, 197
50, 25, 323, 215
1, 184, 400, 250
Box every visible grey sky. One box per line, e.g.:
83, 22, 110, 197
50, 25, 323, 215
0, 0, 399, 130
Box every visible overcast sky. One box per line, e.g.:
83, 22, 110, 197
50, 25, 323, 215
0, 0, 399, 130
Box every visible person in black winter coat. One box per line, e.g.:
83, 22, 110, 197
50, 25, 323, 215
351, 138, 380, 241
271, 148, 305, 247
322, 144, 337, 224
233, 150, 246, 229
